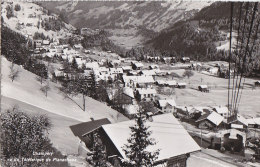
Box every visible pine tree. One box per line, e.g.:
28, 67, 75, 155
122, 109, 160, 167
88, 132, 107, 167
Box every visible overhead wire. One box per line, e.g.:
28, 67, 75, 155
232, 2, 249, 115
234, 2, 257, 112
231, 2, 243, 115
228, 2, 234, 113
237, 6, 260, 110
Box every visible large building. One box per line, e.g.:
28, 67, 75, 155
100, 113, 201, 166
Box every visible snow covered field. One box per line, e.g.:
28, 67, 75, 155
1, 57, 128, 123
1, 56, 128, 157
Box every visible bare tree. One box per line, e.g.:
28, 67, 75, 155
60, 73, 88, 112
40, 82, 51, 97
9, 63, 20, 82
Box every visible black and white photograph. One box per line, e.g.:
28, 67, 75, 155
1, 1, 260, 166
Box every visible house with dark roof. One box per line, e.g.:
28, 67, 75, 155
196, 112, 224, 129
227, 114, 248, 130
156, 99, 177, 113
70, 118, 111, 148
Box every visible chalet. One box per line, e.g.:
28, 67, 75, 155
255, 81, 260, 87
208, 67, 219, 76
42, 40, 50, 45
100, 114, 201, 166
70, 118, 111, 149
156, 80, 167, 86
212, 106, 229, 119
157, 99, 177, 113
166, 80, 177, 87
177, 82, 187, 89
181, 57, 190, 63
85, 62, 99, 70
161, 57, 176, 64
119, 58, 125, 62
135, 76, 155, 88
147, 56, 161, 62
93, 67, 109, 75
109, 60, 121, 68
122, 75, 155, 88
54, 46, 63, 55
181, 106, 211, 115
196, 112, 224, 129
198, 85, 209, 92
122, 66, 132, 73
107, 88, 134, 108
127, 71, 138, 76
95, 73, 117, 82
109, 68, 123, 75
246, 117, 260, 128
139, 70, 156, 76
191, 63, 202, 71
135, 88, 157, 101
228, 114, 248, 129
131, 62, 144, 70
54, 69, 64, 78
76, 58, 86, 67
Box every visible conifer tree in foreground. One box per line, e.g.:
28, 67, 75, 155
122, 108, 160, 167
87, 132, 107, 167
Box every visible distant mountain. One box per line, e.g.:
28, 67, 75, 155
37, 1, 212, 31
146, 2, 241, 60
37, 1, 212, 49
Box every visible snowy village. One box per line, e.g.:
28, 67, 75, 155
1, 1, 260, 167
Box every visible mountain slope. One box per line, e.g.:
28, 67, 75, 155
37, 1, 212, 31
1, 1, 75, 40
37, 1, 212, 49
146, 2, 238, 60
1, 56, 128, 123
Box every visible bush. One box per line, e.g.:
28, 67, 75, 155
14, 4, 21, 11
0, 106, 70, 167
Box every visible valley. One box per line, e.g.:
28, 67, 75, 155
1, 1, 260, 167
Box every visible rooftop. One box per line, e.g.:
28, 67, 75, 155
101, 113, 201, 161
158, 99, 177, 107
136, 88, 157, 95
196, 111, 224, 126
70, 118, 111, 141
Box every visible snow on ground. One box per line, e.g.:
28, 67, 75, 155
155, 68, 260, 118
217, 32, 237, 51
1, 56, 128, 123
188, 151, 238, 167
1, 1, 75, 40
1, 96, 80, 155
